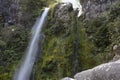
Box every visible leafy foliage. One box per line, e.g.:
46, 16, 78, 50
0, 26, 29, 80
84, 0, 120, 62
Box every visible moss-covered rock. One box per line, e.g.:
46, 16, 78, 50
35, 3, 97, 79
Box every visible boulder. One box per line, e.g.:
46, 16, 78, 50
74, 59, 120, 80
74, 45, 120, 80
62, 77, 75, 80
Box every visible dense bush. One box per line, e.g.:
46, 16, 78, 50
84, 0, 120, 62
0, 26, 29, 80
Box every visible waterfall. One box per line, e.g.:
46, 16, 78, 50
13, 8, 50, 80
61, 0, 82, 17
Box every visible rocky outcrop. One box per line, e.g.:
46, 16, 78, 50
0, 0, 20, 26
53, 3, 73, 22
80, 0, 117, 20
50, 3, 75, 35
112, 46, 120, 61
74, 60, 120, 80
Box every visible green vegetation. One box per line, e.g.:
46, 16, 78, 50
35, 1, 120, 79
84, 0, 120, 62
0, 0, 120, 80
20, 0, 56, 27
0, 26, 29, 80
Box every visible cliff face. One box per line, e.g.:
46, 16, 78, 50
53, 3, 73, 22
80, 0, 117, 20
62, 0, 120, 80
39, 3, 78, 79
39, 2, 99, 79
0, 0, 120, 80
0, 0, 20, 26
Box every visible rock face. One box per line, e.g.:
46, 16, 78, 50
0, 0, 20, 26
74, 60, 120, 80
53, 3, 73, 22
80, 0, 117, 20
50, 3, 75, 35
112, 46, 120, 61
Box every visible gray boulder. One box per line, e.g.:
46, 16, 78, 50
62, 77, 75, 80
74, 60, 120, 80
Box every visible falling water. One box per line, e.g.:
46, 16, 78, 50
61, 0, 82, 17
13, 8, 50, 80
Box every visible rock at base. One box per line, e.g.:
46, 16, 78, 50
74, 60, 120, 80
62, 77, 75, 80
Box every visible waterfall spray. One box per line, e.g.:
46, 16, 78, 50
13, 8, 50, 80
61, 0, 82, 17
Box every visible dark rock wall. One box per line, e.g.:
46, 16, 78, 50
0, 0, 20, 26
80, 0, 117, 20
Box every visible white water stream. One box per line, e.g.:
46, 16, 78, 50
61, 0, 82, 17
13, 1, 82, 80
13, 8, 50, 80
